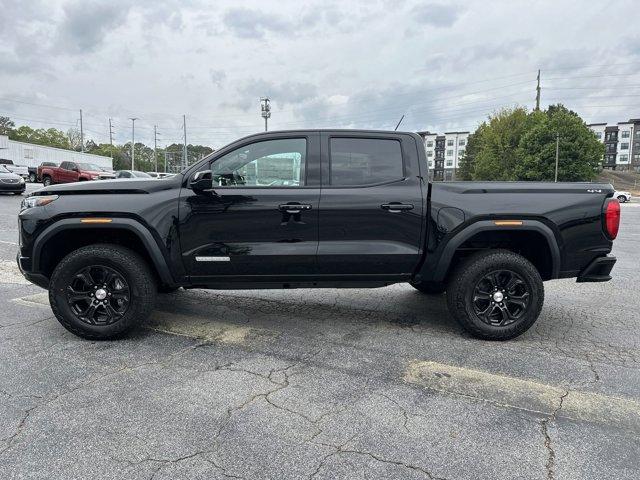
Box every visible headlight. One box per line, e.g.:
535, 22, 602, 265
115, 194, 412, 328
20, 195, 59, 211
19, 177, 25, 183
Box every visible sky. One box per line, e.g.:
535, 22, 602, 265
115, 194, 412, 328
1, 0, 639, 149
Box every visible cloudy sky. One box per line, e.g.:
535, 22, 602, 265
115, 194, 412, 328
1, 0, 639, 148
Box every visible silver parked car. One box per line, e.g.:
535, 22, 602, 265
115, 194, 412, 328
114, 170, 152, 179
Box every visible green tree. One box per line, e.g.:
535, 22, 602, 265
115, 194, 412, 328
458, 127, 483, 181
470, 107, 541, 181
0, 116, 15, 136
460, 104, 602, 182
515, 104, 603, 181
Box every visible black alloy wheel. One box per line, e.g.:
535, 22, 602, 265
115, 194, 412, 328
49, 244, 156, 340
67, 265, 131, 325
446, 249, 544, 340
472, 270, 530, 326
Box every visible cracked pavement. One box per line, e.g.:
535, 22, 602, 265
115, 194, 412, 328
1, 186, 640, 479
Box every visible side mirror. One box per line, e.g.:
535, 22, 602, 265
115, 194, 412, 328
73, 167, 79, 172
190, 170, 213, 192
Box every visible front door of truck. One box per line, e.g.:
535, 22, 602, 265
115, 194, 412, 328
317, 133, 425, 276
179, 133, 321, 282
59, 162, 79, 183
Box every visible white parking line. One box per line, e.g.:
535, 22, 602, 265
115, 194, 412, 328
405, 361, 640, 431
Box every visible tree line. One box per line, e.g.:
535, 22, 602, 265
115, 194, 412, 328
2, 104, 604, 179
0, 116, 213, 172
458, 104, 604, 182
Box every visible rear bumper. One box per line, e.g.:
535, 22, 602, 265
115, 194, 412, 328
576, 255, 616, 283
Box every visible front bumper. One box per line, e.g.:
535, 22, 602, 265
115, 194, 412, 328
576, 255, 616, 282
0, 183, 26, 192
16, 254, 49, 289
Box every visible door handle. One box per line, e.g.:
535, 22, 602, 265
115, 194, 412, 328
381, 203, 414, 212
279, 203, 312, 213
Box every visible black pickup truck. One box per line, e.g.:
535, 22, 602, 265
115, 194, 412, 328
17, 130, 620, 341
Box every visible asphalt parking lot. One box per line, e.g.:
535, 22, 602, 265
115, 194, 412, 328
1, 184, 639, 480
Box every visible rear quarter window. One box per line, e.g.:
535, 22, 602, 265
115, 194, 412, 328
329, 137, 403, 186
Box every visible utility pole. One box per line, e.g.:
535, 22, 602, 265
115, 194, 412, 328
79, 109, 84, 152
153, 125, 158, 172
554, 132, 560, 182
164, 151, 168, 173
129, 118, 138, 170
108, 118, 114, 152
260, 97, 271, 132
108, 118, 115, 168
182, 115, 188, 169
535, 69, 541, 111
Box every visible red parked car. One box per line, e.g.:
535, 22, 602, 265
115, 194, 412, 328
39, 161, 115, 186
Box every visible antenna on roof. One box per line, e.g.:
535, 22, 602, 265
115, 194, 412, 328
394, 114, 405, 131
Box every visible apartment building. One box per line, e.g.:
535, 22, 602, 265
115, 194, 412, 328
588, 119, 640, 172
417, 131, 469, 181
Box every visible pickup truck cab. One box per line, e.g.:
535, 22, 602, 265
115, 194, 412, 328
17, 130, 620, 341
40, 161, 115, 186
0, 159, 29, 179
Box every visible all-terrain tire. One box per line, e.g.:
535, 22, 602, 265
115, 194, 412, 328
49, 244, 157, 340
446, 249, 544, 340
410, 281, 446, 295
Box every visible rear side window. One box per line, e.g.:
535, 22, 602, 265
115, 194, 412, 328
329, 138, 403, 186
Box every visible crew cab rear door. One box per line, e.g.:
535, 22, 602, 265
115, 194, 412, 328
317, 132, 424, 276
179, 132, 321, 281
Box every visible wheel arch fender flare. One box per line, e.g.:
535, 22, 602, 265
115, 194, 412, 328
32, 218, 175, 286
428, 219, 561, 283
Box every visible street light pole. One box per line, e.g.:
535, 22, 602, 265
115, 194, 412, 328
554, 132, 559, 183
130, 118, 138, 170
260, 97, 271, 132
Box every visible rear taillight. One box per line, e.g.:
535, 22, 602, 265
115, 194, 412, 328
604, 198, 620, 240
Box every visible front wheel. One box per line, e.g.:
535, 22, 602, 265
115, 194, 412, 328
446, 250, 544, 340
43, 176, 52, 187
49, 244, 157, 340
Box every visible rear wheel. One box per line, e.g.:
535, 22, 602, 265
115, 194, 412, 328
410, 281, 446, 295
29, 173, 37, 183
617, 195, 627, 203
49, 244, 157, 340
446, 250, 543, 340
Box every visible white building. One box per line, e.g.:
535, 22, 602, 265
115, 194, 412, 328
418, 131, 469, 181
587, 119, 640, 172
0, 135, 112, 170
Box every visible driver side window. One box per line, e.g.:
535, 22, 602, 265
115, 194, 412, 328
211, 138, 306, 187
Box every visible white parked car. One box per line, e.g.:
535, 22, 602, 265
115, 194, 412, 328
0, 159, 29, 179
614, 191, 632, 203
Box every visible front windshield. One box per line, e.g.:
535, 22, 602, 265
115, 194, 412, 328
77, 163, 102, 171
0, 165, 9, 173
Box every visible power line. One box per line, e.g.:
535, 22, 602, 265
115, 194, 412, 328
545, 72, 640, 81
543, 61, 640, 72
